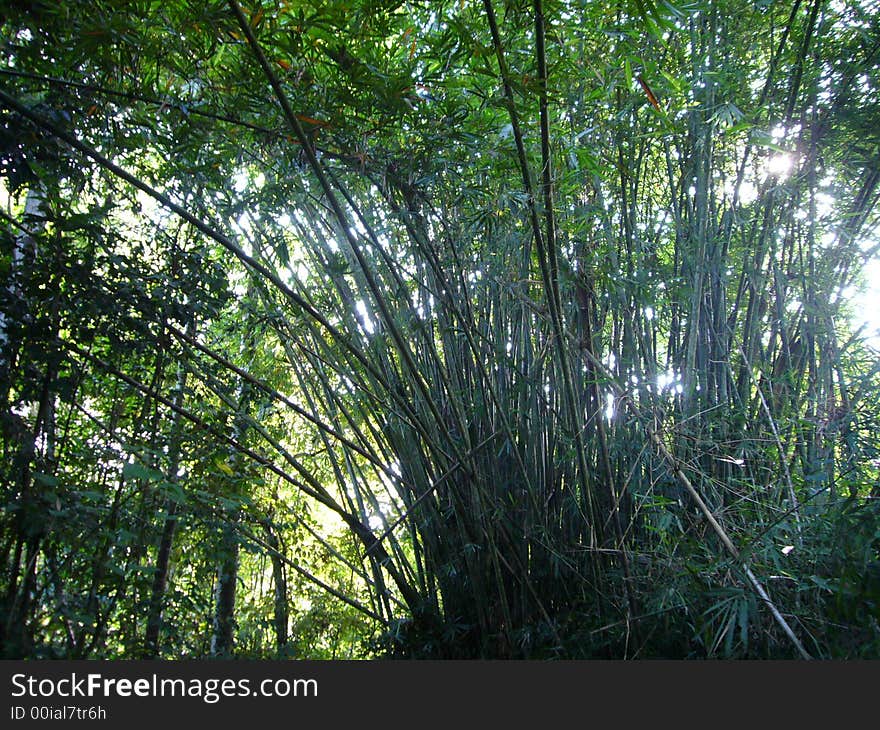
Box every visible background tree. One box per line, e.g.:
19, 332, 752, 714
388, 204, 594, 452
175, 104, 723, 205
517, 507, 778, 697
1, 0, 879, 659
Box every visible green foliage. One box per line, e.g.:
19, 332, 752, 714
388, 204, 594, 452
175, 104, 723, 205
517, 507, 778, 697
1, 0, 879, 659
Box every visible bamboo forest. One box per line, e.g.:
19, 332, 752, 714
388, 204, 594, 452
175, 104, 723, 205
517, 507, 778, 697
1, 0, 879, 660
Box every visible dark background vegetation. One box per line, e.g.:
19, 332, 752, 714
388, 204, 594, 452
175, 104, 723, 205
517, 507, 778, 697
1, 0, 879, 659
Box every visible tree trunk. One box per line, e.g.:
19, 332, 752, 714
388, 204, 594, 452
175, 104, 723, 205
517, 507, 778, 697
143, 365, 188, 658
262, 520, 290, 656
